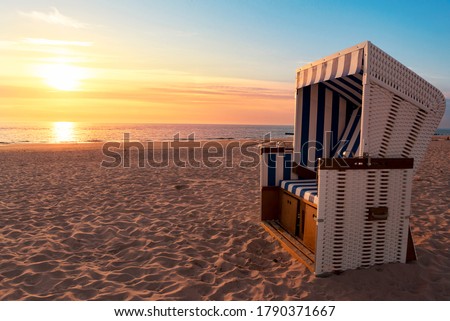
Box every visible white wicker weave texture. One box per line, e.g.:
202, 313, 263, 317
365, 43, 445, 169
367, 42, 444, 112
366, 82, 444, 170
315, 168, 412, 275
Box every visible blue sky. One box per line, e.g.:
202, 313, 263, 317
1, 0, 449, 125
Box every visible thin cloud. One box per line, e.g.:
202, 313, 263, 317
18, 7, 88, 29
0, 40, 18, 48
23, 38, 92, 47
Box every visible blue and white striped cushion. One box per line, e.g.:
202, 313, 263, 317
280, 179, 318, 204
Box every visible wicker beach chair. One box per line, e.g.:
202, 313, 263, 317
260, 41, 445, 275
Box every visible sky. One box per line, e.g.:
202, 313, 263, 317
1, 0, 449, 126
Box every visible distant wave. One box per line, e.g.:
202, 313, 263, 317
85, 139, 104, 143
435, 128, 450, 135
205, 137, 235, 140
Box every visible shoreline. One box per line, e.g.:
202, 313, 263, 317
0, 138, 293, 153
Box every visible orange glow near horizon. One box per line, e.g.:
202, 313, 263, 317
1, 58, 294, 124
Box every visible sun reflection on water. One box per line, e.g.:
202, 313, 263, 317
52, 122, 75, 142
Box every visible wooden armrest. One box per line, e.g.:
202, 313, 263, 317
260, 147, 293, 154
292, 162, 317, 179
318, 157, 414, 170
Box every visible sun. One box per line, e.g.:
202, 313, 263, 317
37, 63, 87, 91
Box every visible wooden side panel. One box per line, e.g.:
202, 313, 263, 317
280, 192, 299, 235
261, 187, 280, 221
298, 201, 306, 240
303, 204, 317, 253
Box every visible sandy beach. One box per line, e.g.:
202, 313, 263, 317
0, 139, 449, 300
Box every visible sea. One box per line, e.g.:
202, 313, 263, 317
435, 128, 450, 136
0, 122, 448, 145
0, 122, 295, 144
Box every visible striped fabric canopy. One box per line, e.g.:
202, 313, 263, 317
294, 47, 365, 170
323, 73, 363, 107
296, 48, 364, 89
333, 107, 361, 158
294, 77, 362, 170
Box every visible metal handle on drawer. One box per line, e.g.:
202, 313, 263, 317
368, 206, 388, 221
